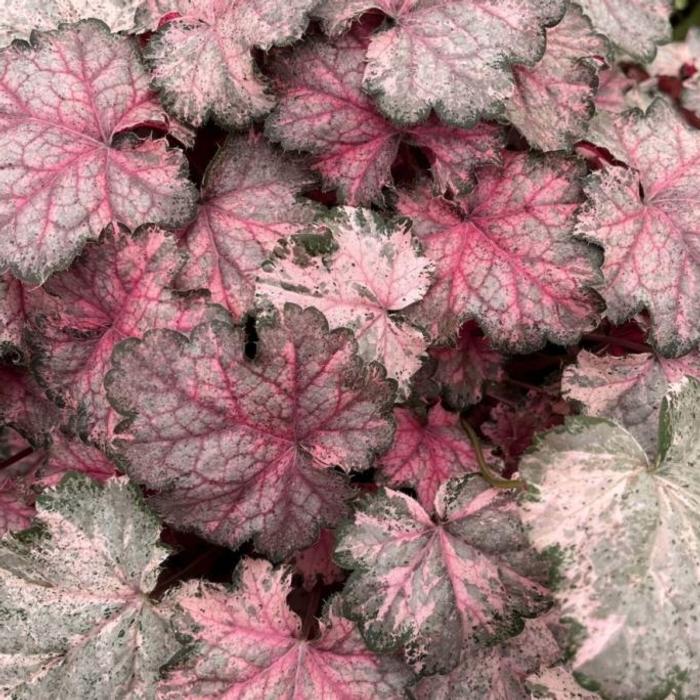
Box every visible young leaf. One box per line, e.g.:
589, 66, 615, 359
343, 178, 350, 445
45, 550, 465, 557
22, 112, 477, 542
145, 0, 316, 128
315, 0, 566, 127
256, 207, 434, 395
335, 476, 550, 675
106, 305, 395, 559
160, 558, 412, 698
576, 0, 672, 62
0, 21, 197, 284
519, 378, 700, 698
398, 154, 602, 349
266, 30, 503, 205
563, 349, 700, 456
0, 474, 182, 698
504, 4, 609, 151
575, 99, 700, 356
376, 404, 479, 512
175, 135, 316, 319
27, 227, 225, 443
291, 528, 344, 591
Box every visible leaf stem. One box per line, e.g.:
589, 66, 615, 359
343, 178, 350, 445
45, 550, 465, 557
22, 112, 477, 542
0, 447, 34, 472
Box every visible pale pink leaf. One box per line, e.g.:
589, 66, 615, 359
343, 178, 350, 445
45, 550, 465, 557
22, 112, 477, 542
106, 305, 395, 558
398, 153, 602, 349
575, 99, 700, 356
145, 0, 316, 128
256, 207, 434, 395
648, 27, 700, 76
161, 558, 412, 699
377, 405, 478, 512
505, 4, 609, 151
176, 135, 316, 319
291, 528, 344, 591
527, 666, 601, 699
266, 31, 503, 205
0, 21, 197, 284
577, 0, 672, 62
335, 477, 550, 675
316, 0, 566, 126
0, 479, 34, 536
27, 227, 225, 443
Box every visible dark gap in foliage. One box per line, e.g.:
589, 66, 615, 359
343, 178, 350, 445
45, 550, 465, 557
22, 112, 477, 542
244, 315, 258, 359
186, 123, 228, 188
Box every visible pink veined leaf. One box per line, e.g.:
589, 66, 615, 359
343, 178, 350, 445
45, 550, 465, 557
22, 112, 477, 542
0, 21, 197, 284
504, 4, 609, 151
412, 612, 563, 699
105, 305, 395, 559
175, 135, 316, 320
562, 349, 700, 456
27, 226, 226, 444
576, 0, 672, 62
160, 558, 412, 699
314, 0, 566, 126
591, 68, 639, 114
266, 30, 504, 206
428, 321, 506, 409
335, 476, 550, 675
376, 404, 479, 512
398, 153, 603, 350
256, 207, 434, 396
144, 0, 316, 128
574, 99, 700, 356
291, 528, 345, 592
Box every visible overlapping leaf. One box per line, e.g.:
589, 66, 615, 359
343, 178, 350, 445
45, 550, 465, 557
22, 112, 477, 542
160, 558, 411, 698
256, 207, 434, 394
0, 272, 26, 358
0, 474, 183, 698
315, 0, 566, 126
0, 21, 197, 283
335, 476, 549, 675
520, 378, 700, 698
267, 30, 503, 205
106, 305, 395, 558
291, 528, 344, 591
145, 0, 316, 128
398, 153, 602, 349
176, 135, 316, 319
575, 99, 700, 356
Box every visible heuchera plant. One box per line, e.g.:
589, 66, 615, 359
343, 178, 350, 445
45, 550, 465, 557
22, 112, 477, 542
3, 1, 700, 698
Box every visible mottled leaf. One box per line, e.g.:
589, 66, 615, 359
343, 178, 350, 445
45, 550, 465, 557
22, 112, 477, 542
145, 0, 315, 128
160, 558, 411, 698
399, 154, 602, 349
0, 474, 182, 698
527, 666, 600, 699
291, 528, 344, 591
0, 272, 27, 358
377, 404, 478, 511
266, 30, 503, 205
256, 207, 434, 394
0, 21, 196, 284
176, 135, 316, 319
575, 99, 700, 356
335, 477, 550, 675
316, 0, 566, 126
519, 378, 700, 698
106, 305, 395, 559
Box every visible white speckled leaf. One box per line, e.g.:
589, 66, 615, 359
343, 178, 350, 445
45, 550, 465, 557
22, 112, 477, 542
0, 21, 197, 284
563, 349, 700, 456
256, 207, 434, 395
575, 99, 700, 356
176, 135, 316, 319
145, 0, 316, 128
0, 474, 182, 699
577, 0, 672, 62
505, 5, 609, 151
159, 558, 412, 699
520, 377, 700, 698
106, 305, 395, 559
335, 476, 550, 675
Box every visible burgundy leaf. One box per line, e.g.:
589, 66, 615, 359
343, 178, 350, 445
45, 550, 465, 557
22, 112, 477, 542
160, 558, 412, 698
267, 30, 503, 205
106, 305, 395, 559
398, 153, 603, 350
0, 21, 197, 283
176, 135, 316, 319
291, 528, 344, 591
0, 272, 27, 357
376, 404, 479, 512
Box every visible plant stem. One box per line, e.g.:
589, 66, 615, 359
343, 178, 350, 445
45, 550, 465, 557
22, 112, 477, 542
0, 447, 34, 471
